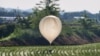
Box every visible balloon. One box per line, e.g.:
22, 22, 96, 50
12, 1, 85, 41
39, 15, 62, 44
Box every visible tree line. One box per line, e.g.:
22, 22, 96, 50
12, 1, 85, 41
0, 7, 31, 17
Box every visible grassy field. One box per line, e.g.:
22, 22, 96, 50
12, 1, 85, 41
0, 43, 100, 56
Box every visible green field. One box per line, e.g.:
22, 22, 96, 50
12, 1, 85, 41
0, 43, 100, 56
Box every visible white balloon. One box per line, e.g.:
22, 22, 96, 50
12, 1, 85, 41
39, 15, 62, 44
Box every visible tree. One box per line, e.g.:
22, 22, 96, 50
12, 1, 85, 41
36, 0, 60, 16
29, 0, 60, 28
78, 12, 95, 30
26, 0, 60, 37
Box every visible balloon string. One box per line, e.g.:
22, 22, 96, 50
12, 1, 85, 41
49, 43, 52, 54
50, 43, 52, 48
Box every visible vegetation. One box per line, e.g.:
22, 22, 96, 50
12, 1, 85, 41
0, 0, 100, 46
0, 0, 100, 55
0, 43, 100, 56
0, 7, 31, 17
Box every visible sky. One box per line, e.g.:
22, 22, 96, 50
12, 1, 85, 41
0, 0, 100, 13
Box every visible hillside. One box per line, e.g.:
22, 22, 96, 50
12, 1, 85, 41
0, 7, 100, 46
60, 10, 100, 22
0, 7, 100, 21
0, 7, 31, 17
0, 24, 100, 46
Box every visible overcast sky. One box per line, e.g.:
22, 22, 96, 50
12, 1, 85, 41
0, 0, 100, 13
